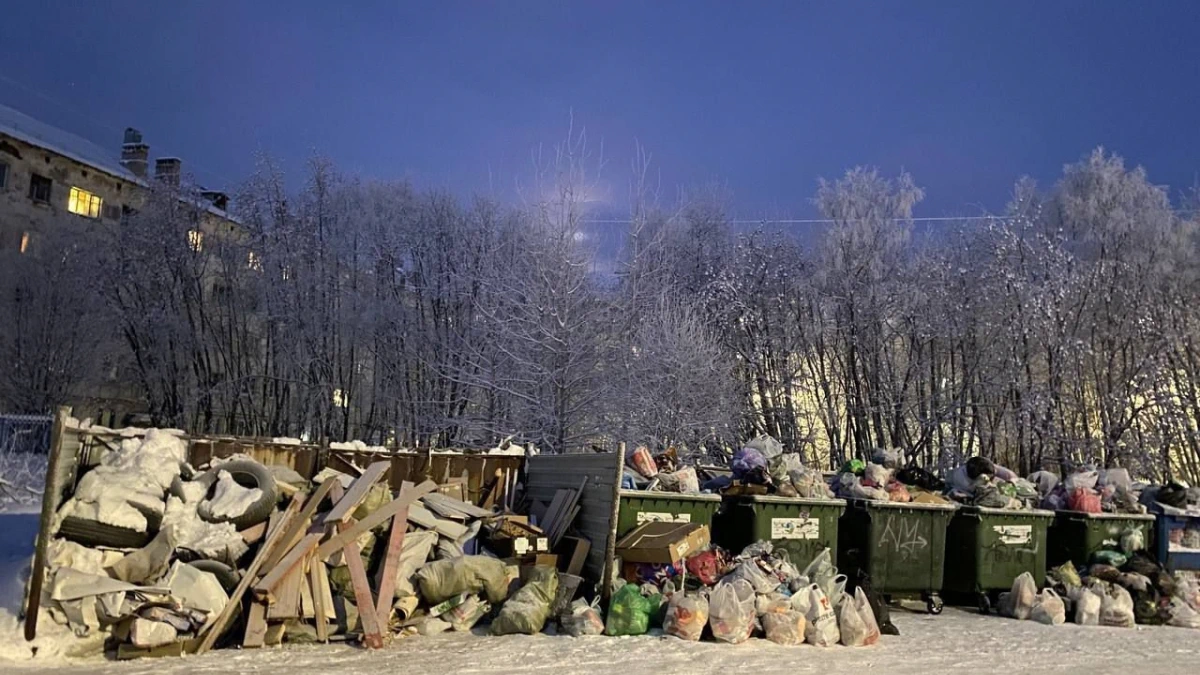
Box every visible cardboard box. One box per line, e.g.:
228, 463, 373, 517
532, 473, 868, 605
615, 522, 710, 565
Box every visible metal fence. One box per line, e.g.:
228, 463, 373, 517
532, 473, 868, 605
0, 413, 52, 455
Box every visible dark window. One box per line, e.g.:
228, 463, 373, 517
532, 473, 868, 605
102, 203, 121, 221
29, 173, 52, 203
0, 161, 8, 189
121, 205, 137, 224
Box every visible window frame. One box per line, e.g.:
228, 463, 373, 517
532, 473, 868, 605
28, 173, 52, 204
67, 186, 103, 219
0, 160, 8, 189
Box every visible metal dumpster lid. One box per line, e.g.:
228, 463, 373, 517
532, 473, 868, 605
970, 506, 1055, 517
851, 498, 959, 511
618, 489, 723, 502
742, 495, 847, 507
1057, 509, 1156, 521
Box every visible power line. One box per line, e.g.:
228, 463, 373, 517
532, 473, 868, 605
583, 215, 1015, 225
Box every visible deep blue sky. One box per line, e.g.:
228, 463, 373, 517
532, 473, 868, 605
1, 1, 1197, 217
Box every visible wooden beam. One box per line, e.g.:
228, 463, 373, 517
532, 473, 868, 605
253, 533, 323, 601
263, 479, 337, 570
317, 480, 436, 558
372, 485, 412, 622
194, 493, 303, 654
323, 461, 391, 523
242, 600, 268, 648
310, 553, 330, 643
23, 405, 70, 641
341, 522, 384, 649
266, 560, 306, 619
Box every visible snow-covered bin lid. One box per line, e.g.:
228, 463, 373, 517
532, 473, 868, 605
971, 506, 1055, 517
619, 489, 722, 502
1057, 509, 1156, 521
742, 495, 847, 507
852, 498, 959, 512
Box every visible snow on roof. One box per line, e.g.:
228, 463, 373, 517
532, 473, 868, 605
0, 101, 143, 184
0, 101, 240, 224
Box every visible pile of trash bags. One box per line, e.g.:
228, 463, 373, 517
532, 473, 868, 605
831, 449, 952, 506
1030, 467, 1147, 515
1004, 551, 1200, 630
621, 446, 700, 494
605, 541, 888, 646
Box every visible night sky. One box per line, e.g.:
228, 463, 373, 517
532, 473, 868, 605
2, 0, 1197, 217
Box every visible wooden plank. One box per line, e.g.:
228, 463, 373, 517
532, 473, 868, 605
341, 522, 384, 649
243, 600, 268, 648
299, 563, 315, 619
317, 480, 436, 558
264, 621, 286, 646
266, 560, 306, 619
373, 503, 410, 622
264, 479, 337, 570
194, 493, 304, 654
310, 554, 330, 642
254, 533, 323, 600
541, 490, 569, 538
23, 405, 70, 641
324, 461, 391, 523
240, 521, 268, 544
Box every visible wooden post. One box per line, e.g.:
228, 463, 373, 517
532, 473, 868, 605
24, 405, 70, 641
602, 444, 624, 602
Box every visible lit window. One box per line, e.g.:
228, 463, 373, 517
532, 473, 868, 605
19, 231, 30, 254
247, 250, 262, 271
67, 187, 102, 218
281, 266, 293, 281
332, 388, 348, 408
187, 229, 204, 252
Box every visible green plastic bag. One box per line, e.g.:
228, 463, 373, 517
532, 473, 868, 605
490, 566, 559, 636
605, 584, 654, 636
1091, 550, 1128, 568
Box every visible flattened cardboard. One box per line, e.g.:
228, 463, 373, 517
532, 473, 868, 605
615, 522, 710, 565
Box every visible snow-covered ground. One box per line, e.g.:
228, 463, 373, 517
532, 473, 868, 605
2, 501, 1197, 674
3, 607, 1199, 675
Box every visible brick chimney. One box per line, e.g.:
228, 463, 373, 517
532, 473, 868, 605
120, 128, 148, 178
155, 157, 181, 187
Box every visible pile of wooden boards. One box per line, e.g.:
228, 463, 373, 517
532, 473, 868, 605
529, 479, 587, 549
192, 461, 437, 653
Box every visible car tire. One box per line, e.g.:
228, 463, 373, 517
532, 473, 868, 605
187, 559, 241, 593
197, 460, 278, 529
58, 516, 154, 549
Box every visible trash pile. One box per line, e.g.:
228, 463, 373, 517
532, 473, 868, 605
610, 522, 886, 647
622, 435, 838, 501
1001, 550, 1200, 629
1031, 467, 1147, 515
831, 449, 952, 506
30, 426, 593, 659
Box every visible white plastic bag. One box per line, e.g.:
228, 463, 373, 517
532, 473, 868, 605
663, 593, 709, 641
725, 560, 778, 595
709, 579, 756, 644
762, 610, 807, 646
853, 587, 881, 645
803, 584, 840, 647
791, 586, 812, 616
1008, 572, 1037, 620
838, 592, 869, 646
755, 593, 790, 617
1075, 588, 1101, 626
1030, 589, 1066, 625
802, 549, 837, 599
1100, 584, 1135, 628
864, 463, 892, 487
1168, 597, 1200, 629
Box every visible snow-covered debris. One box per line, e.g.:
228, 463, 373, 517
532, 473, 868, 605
160, 497, 246, 565
202, 471, 262, 521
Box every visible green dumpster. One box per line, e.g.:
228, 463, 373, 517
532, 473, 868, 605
713, 496, 846, 568
1047, 510, 1157, 570
943, 507, 1054, 613
616, 490, 723, 538
838, 499, 958, 614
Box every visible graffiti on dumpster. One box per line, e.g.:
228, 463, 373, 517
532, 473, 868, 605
878, 516, 928, 561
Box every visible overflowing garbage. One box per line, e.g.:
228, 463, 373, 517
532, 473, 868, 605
830, 449, 952, 506
612, 526, 884, 647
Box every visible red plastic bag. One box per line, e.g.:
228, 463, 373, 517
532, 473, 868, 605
686, 550, 721, 586
1068, 488, 1102, 513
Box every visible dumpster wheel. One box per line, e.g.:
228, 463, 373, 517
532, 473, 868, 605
977, 593, 992, 615
925, 593, 944, 615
